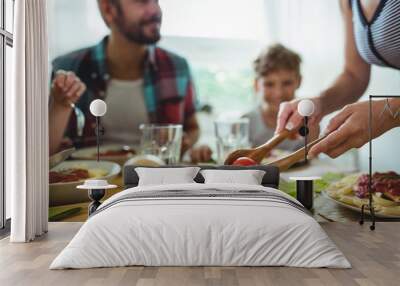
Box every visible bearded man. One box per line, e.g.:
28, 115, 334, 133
49, 0, 200, 155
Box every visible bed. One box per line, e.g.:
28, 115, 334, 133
50, 165, 350, 269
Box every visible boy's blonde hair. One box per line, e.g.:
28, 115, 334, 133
254, 44, 302, 78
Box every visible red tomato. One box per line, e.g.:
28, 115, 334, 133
232, 157, 257, 166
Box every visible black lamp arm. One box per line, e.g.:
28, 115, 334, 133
95, 116, 105, 162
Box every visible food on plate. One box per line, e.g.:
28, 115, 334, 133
124, 154, 166, 167
71, 145, 137, 165
232, 157, 257, 166
355, 172, 400, 202
97, 148, 136, 157
378, 206, 400, 216
351, 197, 369, 208
325, 174, 359, 198
49, 167, 108, 184
372, 193, 397, 207
88, 168, 108, 178
50, 168, 89, 184
338, 195, 355, 206
326, 171, 400, 216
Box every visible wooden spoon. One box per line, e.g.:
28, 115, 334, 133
224, 128, 297, 165
267, 135, 326, 171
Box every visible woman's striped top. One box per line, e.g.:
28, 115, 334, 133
350, 0, 400, 69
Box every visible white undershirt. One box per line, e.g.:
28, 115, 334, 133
102, 79, 149, 145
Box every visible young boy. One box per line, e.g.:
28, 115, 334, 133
190, 44, 319, 163
243, 43, 318, 150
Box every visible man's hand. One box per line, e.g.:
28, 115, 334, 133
182, 114, 200, 154
190, 145, 213, 164
181, 134, 193, 155
51, 70, 86, 108
309, 100, 400, 158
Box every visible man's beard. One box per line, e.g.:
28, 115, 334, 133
115, 14, 162, 45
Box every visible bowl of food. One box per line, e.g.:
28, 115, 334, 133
49, 160, 121, 206
123, 154, 166, 168
323, 171, 400, 218
71, 144, 137, 165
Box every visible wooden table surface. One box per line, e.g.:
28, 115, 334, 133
55, 194, 390, 223
52, 180, 384, 223
50, 160, 399, 223
51, 175, 124, 222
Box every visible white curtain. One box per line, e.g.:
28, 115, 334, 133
8, 0, 49, 242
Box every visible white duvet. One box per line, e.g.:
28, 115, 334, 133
50, 183, 351, 269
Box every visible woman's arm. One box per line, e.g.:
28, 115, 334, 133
276, 0, 371, 132
318, 0, 371, 115
309, 98, 400, 158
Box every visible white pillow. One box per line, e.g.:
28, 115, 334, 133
200, 169, 266, 185
135, 167, 201, 186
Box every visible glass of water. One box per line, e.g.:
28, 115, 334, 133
139, 124, 183, 165
214, 118, 250, 164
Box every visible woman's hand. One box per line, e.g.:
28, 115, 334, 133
309, 100, 400, 158
276, 97, 324, 134
307, 122, 321, 142
50, 70, 86, 108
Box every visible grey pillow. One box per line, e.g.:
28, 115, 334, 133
135, 167, 201, 186
200, 169, 266, 185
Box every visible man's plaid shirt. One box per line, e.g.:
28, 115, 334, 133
51, 36, 198, 147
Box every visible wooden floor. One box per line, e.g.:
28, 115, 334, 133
0, 222, 399, 286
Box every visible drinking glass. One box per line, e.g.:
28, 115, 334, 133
139, 124, 183, 165
214, 118, 250, 164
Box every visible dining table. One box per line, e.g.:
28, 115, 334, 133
49, 157, 400, 223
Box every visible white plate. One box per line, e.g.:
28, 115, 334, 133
71, 144, 137, 165
123, 155, 166, 167
322, 190, 400, 219
49, 160, 121, 206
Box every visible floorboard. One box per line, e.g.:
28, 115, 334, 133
0, 222, 399, 286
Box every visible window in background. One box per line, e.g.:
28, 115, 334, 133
0, 0, 3, 230
5, 0, 13, 33
263, 0, 345, 98
159, 0, 267, 117
158, 0, 347, 146
1, 0, 14, 230
5, 44, 11, 221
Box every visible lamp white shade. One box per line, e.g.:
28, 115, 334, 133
90, 99, 107, 117
77, 179, 117, 190
297, 99, 315, 117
